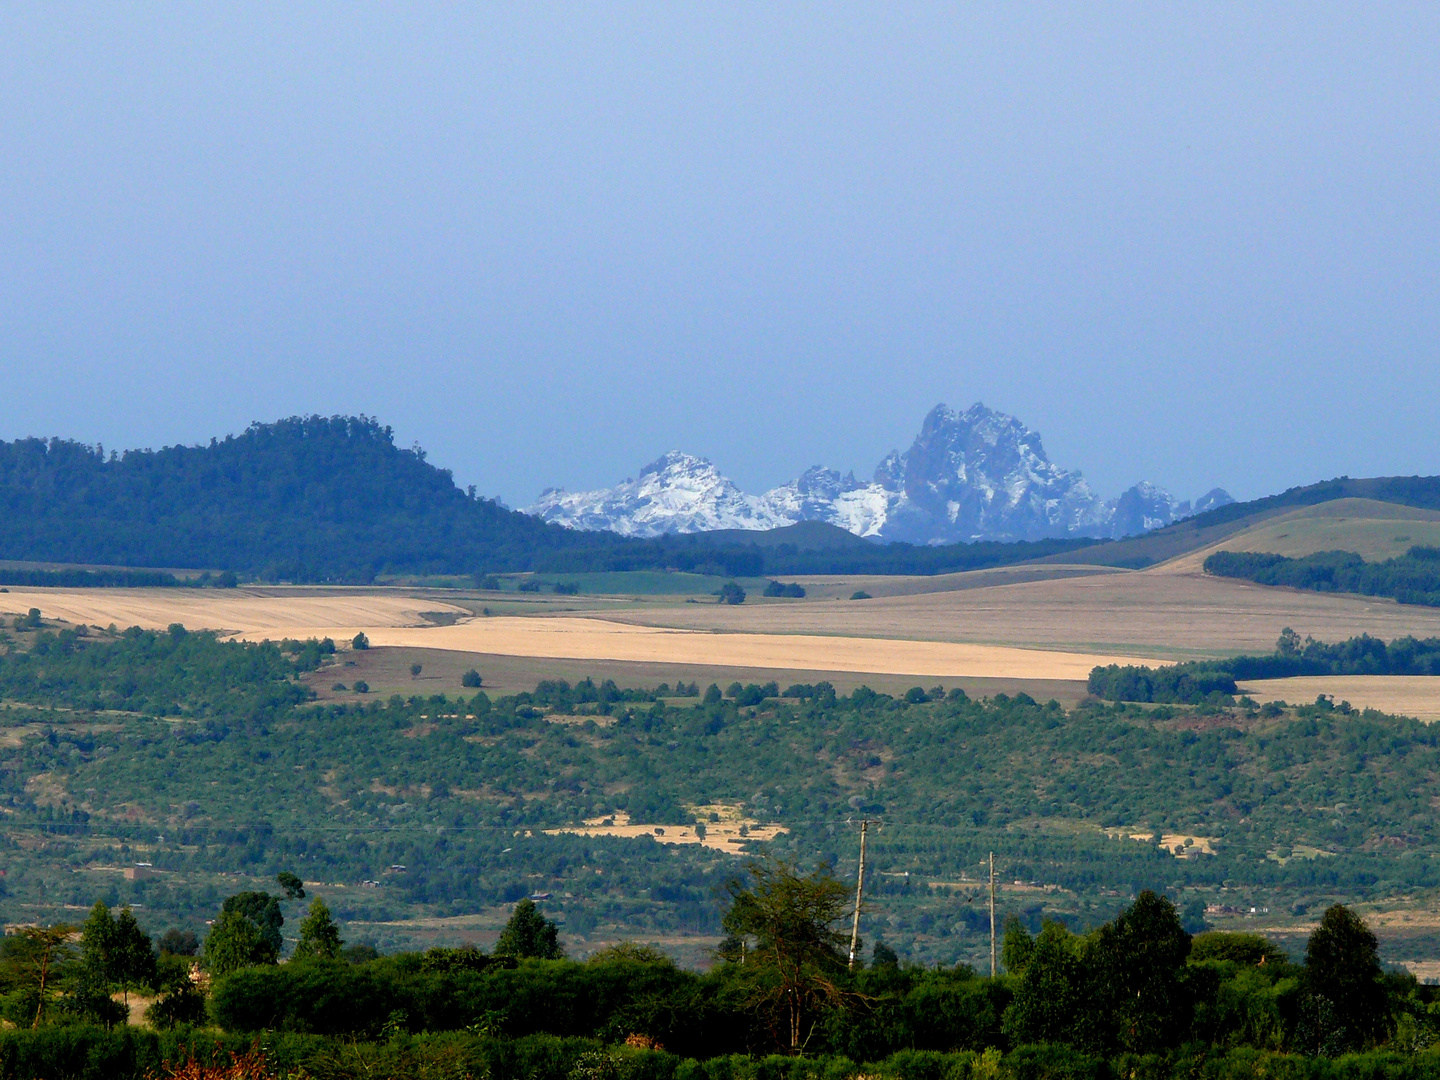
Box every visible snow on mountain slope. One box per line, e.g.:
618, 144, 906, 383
523, 404, 1232, 542
527, 451, 792, 537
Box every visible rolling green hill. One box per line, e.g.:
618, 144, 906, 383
1048, 478, 1440, 570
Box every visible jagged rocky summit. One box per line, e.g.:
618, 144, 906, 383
525, 403, 1233, 543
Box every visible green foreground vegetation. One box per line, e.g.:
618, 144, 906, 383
0, 869, 1437, 1079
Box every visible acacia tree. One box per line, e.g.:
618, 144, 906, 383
721, 857, 855, 1053
10, 924, 77, 1028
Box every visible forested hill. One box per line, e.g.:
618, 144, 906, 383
0, 417, 1098, 582
0, 417, 609, 581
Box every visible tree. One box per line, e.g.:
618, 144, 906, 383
1002, 922, 1093, 1048
5, 924, 77, 1028
98, 906, 157, 1005
222, 892, 284, 956
721, 857, 854, 1052
78, 903, 153, 1015
203, 891, 285, 976
871, 940, 899, 968
410, 662, 423, 678
202, 911, 275, 976
1093, 890, 1192, 1053
276, 871, 306, 900
462, 668, 483, 688
494, 899, 563, 960
718, 582, 746, 605
1303, 904, 1387, 1050
1001, 915, 1035, 974
1277, 627, 1302, 658
80, 902, 118, 984
352, 632, 369, 650
158, 929, 199, 956
292, 897, 344, 961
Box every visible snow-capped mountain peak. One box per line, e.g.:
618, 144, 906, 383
522, 404, 1232, 542
526, 450, 791, 537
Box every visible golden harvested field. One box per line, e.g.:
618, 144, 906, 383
1236, 675, 1440, 721
6, 557, 1440, 697
304, 646, 1093, 704
602, 568, 1440, 658
238, 617, 1153, 680
0, 587, 469, 633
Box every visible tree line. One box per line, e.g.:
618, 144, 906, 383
1088, 629, 1440, 703
0, 568, 237, 589
1205, 547, 1440, 607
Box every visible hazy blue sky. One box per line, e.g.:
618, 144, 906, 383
3, 5, 1437, 506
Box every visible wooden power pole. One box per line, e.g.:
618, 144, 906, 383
848, 819, 868, 970
989, 851, 996, 977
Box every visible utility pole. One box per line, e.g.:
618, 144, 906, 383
989, 851, 996, 978
848, 820, 868, 970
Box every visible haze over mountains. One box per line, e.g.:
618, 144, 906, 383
527, 403, 1234, 543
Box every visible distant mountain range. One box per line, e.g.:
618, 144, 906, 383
526, 403, 1234, 543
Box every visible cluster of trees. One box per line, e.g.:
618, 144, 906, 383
0, 623, 326, 717
1206, 547, 1440, 607
1089, 629, 1440, 703
761, 580, 806, 598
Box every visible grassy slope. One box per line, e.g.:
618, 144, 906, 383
1048, 478, 1440, 570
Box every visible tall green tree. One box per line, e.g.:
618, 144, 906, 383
1002, 922, 1094, 1048
1093, 890, 1192, 1053
82, 903, 156, 1006
220, 892, 284, 956
203, 893, 285, 976
721, 857, 854, 1052
202, 911, 274, 976
1303, 904, 1387, 1051
292, 898, 344, 961
494, 899, 563, 960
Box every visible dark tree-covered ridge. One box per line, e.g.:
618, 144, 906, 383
0, 416, 593, 582
0, 416, 1097, 582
